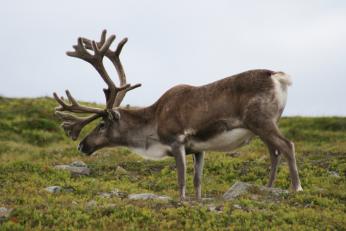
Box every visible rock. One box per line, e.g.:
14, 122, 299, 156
45, 186, 74, 193
233, 204, 242, 209
207, 205, 216, 212
116, 191, 128, 198
216, 205, 224, 211
98, 189, 127, 198
115, 166, 128, 175
45, 186, 62, 193
223, 181, 288, 200
86, 200, 97, 209
98, 192, 113, 198
63, 187, 75, 193
329, 171, 340, 177
226, 151, 241, 157
207, 204, 223, 213
70, 160, 87, 168
128, 193, 171, 201
0, 207, 12, 221
54, 161, 90, 176
223, 182, 249, 200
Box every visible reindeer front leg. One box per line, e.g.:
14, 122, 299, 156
172, 142, 186, 201
193, 152, 204, 201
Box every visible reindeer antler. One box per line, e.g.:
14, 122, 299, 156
81, 30, 141, 107
53, 90, 104, 114
55, 111, 99, 140
53, 30, 141, 140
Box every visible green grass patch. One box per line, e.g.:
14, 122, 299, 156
0, 97, 345, 230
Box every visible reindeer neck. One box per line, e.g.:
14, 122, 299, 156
117, 105, 159, 148
118, 105, 156, 125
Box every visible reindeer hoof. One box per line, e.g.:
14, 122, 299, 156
291, 185, 303, 192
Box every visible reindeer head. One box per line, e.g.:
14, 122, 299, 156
53, 30, 141, 155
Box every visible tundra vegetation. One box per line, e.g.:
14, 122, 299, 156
0, 96, 345, 230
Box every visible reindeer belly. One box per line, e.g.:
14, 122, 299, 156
190, 128, 254, 152
131, 143, 171, 160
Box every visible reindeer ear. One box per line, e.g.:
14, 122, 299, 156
107, 109, 121, 120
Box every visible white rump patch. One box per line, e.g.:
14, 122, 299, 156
190, 128, 254, 152
272, 72, 292, 86
271, 72, 291, 110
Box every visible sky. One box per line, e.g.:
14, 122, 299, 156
0, 0, 345, 116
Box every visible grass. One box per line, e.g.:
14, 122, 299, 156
0, 96, 345, 230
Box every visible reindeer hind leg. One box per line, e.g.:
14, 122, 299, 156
249, 121, 303, 191
267, 143, 281, 187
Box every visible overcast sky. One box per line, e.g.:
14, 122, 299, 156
1, 1, 345, 115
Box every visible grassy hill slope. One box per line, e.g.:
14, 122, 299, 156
0, 96, 345, 230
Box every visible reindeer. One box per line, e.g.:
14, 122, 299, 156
54, 30, 303, 201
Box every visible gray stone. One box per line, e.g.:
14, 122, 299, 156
0, 207, 12, 221
98, 192, 113, 198
115, 166, 128, 175
70, 160, 87, 167
54, 164, 90, 176
329, 171, 340, 177
128, 193, 171, 201
98, 188, 127, 198
207, 204, 223, 213
45, 186, 62, 193
63, 187, 75, 193
233, 204, 242, 209
207, 205, 216, 212
45, 186, 74, 193
226, 151, 241, 157
223, 181, 288, 200
86, 200, 97, 209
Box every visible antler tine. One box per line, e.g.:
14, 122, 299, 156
114, 37, 128, 56
82, 29, 107, 52
67, 31, 120, 109
53, 90, 104, 114
91, 34, 116, 57
82, 30, 142, 107
100, 35, 116, 55
111, 38, 138, 107
66, 37, 93, 62
124, 83, 142, 92
53, 90, 104, 140
55, 111, 100, 140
